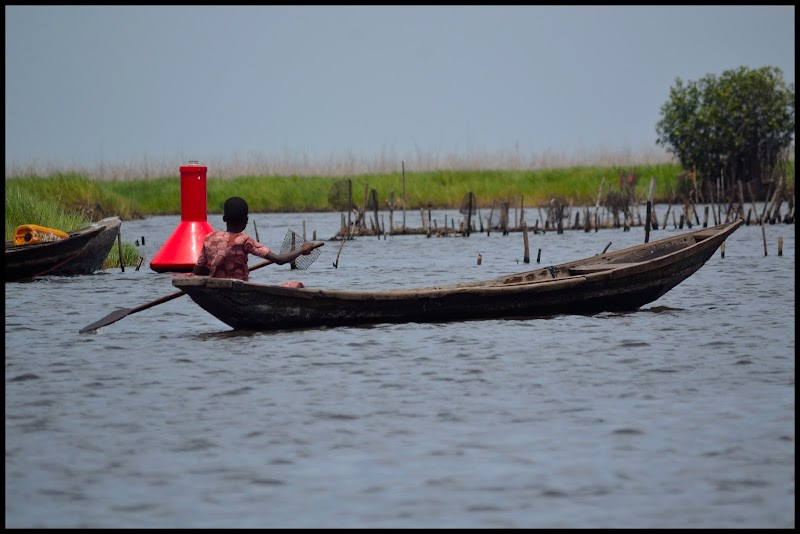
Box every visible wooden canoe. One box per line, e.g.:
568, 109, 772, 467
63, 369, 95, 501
5, 217, 122, 282
172, 219, 743, 331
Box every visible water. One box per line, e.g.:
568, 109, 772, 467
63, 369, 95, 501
5, 208, 795, 528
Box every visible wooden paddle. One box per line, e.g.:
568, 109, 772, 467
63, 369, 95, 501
79, 241, 324, 334
79, 258, 274, 334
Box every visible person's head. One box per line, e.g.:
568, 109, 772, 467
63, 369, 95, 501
223, 196, 249, 230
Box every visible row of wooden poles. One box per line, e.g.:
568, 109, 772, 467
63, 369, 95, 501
330, 175, 790, 263
335, 177, 793, 240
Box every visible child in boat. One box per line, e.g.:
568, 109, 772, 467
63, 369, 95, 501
192, 196, 318, 283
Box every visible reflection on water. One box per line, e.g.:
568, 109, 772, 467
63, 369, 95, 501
5, 209, 795, 528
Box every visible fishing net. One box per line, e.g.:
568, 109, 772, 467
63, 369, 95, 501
328, 179, 353, 211
366, 189, 379, 211
460, 192, 477, 215
280, 229, 321, 270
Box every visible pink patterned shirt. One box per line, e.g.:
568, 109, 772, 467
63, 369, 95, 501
195, 231, 271, 281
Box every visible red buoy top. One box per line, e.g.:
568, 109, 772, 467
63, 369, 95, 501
179, 164, 208, 222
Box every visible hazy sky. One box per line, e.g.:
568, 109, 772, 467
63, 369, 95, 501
5, 5, 795, 171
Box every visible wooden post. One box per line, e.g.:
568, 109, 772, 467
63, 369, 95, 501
117, 227, 124, 272
760, 181, 774, 223
536, 249, 541, 264
428, 209, 432, 236
737, 180, 746, 222
661, 203, 672, 230
465, 192, 473, 237
361, 184, 369, 230
721, 241, 725, 259
745, 182, 760, 225
765, 174, 783, 223
778, 236, 783, 256
703, 206, 709, 228
644, 177, 655, 243
761, 223, 768, 256
401, 161, 406, 230
522, 223, 530, 264
290, 231, 297, 270
390, 197, 396, 233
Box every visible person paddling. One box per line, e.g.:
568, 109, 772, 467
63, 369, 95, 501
192, 196, 319, 282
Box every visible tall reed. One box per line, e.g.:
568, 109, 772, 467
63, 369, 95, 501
5, 181, 87, 239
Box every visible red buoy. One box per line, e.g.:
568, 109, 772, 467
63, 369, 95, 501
149, 162, 215, 273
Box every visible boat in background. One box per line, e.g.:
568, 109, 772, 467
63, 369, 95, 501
173, 219, 743, 331
5, 217, 122, 282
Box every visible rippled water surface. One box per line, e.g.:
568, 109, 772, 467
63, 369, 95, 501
5, 209, 795, 528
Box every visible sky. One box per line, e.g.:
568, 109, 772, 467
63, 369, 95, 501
5, 5, 795, 174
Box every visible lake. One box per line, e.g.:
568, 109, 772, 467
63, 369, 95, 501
5, 207, 795, 528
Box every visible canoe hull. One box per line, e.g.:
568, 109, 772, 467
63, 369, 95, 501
5, 217, 121, 282
173, 219, 743, 331
49, 217, 121, 276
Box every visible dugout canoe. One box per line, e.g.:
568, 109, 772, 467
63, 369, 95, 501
172, 219, 743, 331
5, 217, 122, 282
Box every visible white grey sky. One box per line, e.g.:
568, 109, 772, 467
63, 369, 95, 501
5, 5, 795, 173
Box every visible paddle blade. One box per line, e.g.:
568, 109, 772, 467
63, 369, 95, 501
79, 290, 187, 334
79, 307, 132, 333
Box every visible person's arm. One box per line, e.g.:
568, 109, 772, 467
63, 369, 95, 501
264, 241, 319, 265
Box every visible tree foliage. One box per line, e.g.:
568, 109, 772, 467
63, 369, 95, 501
656, 66, 794, 200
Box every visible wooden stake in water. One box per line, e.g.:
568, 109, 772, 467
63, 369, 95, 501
644, 177, 655, 243
778, 236, 783, 256
522, 223, 530, 264
117, 226, 125, 273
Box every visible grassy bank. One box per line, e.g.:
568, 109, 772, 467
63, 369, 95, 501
5, 180, 141, 268
7, 163, 689, 222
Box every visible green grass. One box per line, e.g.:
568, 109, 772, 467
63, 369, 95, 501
5, 181, 89, 238
22, 162, 688, 217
